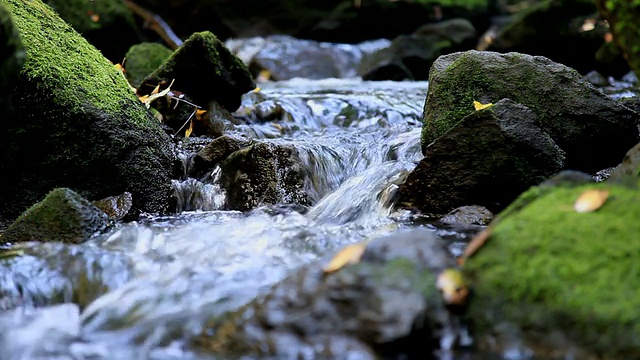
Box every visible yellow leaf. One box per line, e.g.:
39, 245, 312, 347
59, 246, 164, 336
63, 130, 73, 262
185, 120, 194, 138
322, 242, 367, 274
150, 84, 161, 95
473, 100, 493, 111
574, 188, 609, 213
195, 109, 208, 121
436, 268, 469, 306
142, 79, 175, 108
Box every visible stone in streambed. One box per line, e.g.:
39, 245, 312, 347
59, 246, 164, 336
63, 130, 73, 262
2, 188, 109, 244
400, 98, 565, 215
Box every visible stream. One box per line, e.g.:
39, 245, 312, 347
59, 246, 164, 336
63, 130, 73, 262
0, 78, 486, 359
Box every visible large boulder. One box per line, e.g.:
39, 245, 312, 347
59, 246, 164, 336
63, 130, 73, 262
1, 188, 109, 244
194, 229, 466, 358
422, 51, 640, 173
0, 0, 175, 221
400, 99, 565, 215
140, 31, 255, 112
463, 178, 640, 358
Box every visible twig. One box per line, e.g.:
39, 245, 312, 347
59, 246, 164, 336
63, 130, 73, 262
123, 0, 183, 49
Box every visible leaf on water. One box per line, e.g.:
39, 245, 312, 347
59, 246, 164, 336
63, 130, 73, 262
473, 100, 493, 111
185, 120, 194, 138
574, 188, 609, 213
436, 268, 469, 306
322, 242, 367, 274
461, 226, 493, 264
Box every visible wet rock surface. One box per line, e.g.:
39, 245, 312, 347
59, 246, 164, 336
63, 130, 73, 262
190, 136, 252, 178
422, 50, 640, 173
464, 179, 640, 359
0, 0, 175, 222
440, 206, 493, 226
2, 188, 110, 244
194, 228, 464, 359
402, 99, 565, 215
140, 31, 255, 111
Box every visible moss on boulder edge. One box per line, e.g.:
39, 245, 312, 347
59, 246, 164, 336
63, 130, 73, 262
422, 50, 640, 173
464, 181, 640, 358
0, 0, 174, 220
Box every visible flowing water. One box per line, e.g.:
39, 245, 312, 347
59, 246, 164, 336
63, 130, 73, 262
0, 78, 479, 360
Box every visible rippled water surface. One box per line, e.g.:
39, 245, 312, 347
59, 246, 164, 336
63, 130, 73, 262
0, 78, 480, 360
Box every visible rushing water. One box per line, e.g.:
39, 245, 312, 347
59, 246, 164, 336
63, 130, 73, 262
0, 78, 478, 360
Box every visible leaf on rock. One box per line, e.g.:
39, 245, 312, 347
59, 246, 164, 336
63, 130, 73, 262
140, 79, 175, 108
473, 100, 493, 111
323, 242, 367, 274
436, 268, 469, 306
574, 188, 609, 213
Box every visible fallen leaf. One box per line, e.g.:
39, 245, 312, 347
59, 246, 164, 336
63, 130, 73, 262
461, 226, 493, 263
195, 109, 208, 121
436, 268, 469, 306
185, 120, 194, 138
473, 100, 493, 111
141, 79, 175, 108
574, 188, 609, 213
323, 242, 367, 274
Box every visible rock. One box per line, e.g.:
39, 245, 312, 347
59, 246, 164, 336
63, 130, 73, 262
1, 188, 110, 244
190, 135, 251, 178
44, 0, 142, 63
464, 180, 640, 359
488, 0, 620, 76
402, 99, 565, 215
583, 70, 609, 87
194, 228, 464, 358
359, 18, 476, 81
422, 50, 640, 173
220, 142, 310, 211
92, 192, 133, 221
609, 141, 640, 181
124, 42, 173, 87
140, 31, 255, 112
440, 205, 494, 226
0, 0, 175, 222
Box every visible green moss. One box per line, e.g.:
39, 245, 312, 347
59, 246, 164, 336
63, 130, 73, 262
465, 182, 640, 357
124, 42, 173, 87
4, 0, 153, 127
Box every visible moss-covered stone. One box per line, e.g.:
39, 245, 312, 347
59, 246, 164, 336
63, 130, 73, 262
464, 181, 640, 358
124, 42, 173, 87
141, 31, 255, 112
44, 0, 142, 62
422, 50, 640, 173
2, 188, 109, 244
0, 0, 174, 221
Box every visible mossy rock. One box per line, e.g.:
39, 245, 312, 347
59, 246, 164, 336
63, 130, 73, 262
124, 42, 173, 88
0, 0, 174, 221
44, 0, 142, 62
1, 188, 109, 244
422, 50, 640, 173
141, 31, 255, 112
464, 181, 640, 358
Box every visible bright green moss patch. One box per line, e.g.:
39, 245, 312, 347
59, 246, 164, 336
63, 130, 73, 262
4, 0, 153, 127
465, 182, 640, 357
124, 42, 173, 87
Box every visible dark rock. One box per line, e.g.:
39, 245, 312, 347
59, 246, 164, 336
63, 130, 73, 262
2, 188, 109, 244
488, 0, 624, 76
220, 142, 310, 211
0, 0, 175, 222
404, 98, 565, 215
140, 31, 255, 112
440, 206, 494, 226
124, 42, 173, 87
0, 1, 24, 118
609, 141, 640, 180
583, 70, 609, 87
194, 228, 464, 358
92, 192, 133, 221
190, 136, 251, 178
423, 50, 640, 173
360, 18, 476, 81
44, 0, 143, 63
464, 180, 640, 359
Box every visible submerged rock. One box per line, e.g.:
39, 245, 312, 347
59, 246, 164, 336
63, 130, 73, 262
1, 188, 109, 244
190, 135, 251, 178
220, 142, 310, 211
0, 0, 175, 221
440, 205, 493, 226
194, 229, 466, 358
401, 99, 565, 215
464, 180, 640, 359
140, 31, 255, 112
422, 50, 640, 173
